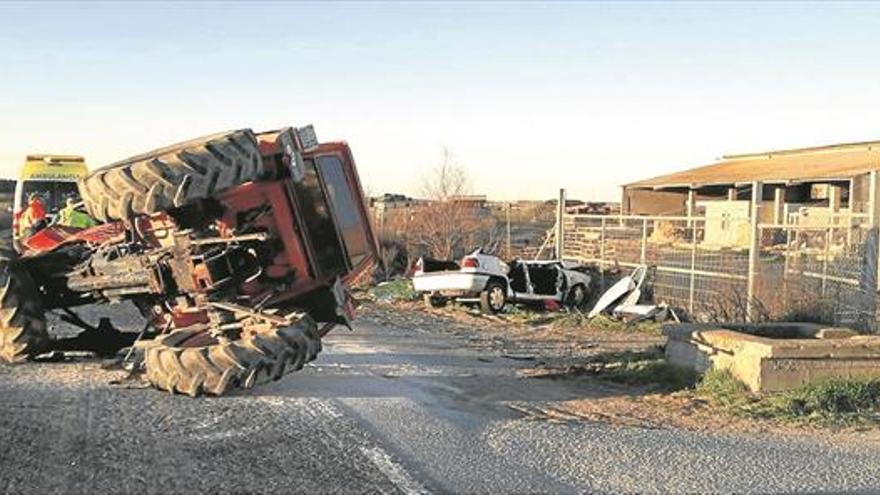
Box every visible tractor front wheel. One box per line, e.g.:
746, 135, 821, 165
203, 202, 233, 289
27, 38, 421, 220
144, 314, 321, 397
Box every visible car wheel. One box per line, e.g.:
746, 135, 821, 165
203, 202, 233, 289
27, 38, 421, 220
566, 283, 587, 309
423, 293, 447, 309
480, 281, 507, 314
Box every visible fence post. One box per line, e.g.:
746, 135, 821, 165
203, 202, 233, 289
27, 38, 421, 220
555, 188, 565, 260
783, 223, 791, 304
822, 226, 832, 297
689, 220, 697, 315
746, 181, 762, 322
505, 202, 512, 259
640, 218, 648, 265
864, 227, 880, 333
600, 217, 607, 290
872, 170, 880, 293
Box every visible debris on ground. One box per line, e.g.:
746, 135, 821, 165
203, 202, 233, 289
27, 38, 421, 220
587, 264, 675, 324
502, 353, 537, 361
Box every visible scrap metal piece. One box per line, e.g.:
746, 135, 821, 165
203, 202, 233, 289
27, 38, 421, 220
588, 265, 648, 318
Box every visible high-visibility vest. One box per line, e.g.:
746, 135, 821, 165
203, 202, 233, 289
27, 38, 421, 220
58, 206, 96, 229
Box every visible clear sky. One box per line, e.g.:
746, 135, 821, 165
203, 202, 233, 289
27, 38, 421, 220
2, 1, 880, 201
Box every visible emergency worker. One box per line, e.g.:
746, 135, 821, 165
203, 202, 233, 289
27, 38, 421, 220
20, 193, 47, 237
57, 198, 97, 229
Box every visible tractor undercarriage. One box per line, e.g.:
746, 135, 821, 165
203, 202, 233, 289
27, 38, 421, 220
1, 126, 375, 396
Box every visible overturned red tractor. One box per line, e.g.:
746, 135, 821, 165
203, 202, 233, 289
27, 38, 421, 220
0, 126, 377, 396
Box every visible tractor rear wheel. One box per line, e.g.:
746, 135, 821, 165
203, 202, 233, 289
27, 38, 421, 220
79, 129, 266, 223
144, 314, 321, 397
0, 254, 48, 363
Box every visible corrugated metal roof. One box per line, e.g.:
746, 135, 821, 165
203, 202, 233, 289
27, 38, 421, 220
626, 140, 880, 189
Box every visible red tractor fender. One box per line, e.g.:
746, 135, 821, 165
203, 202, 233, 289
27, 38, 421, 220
20, 222, 126, 256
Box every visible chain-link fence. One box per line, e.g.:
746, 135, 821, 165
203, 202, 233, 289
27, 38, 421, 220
753, 222, 876, 331
560, 213, 878, 332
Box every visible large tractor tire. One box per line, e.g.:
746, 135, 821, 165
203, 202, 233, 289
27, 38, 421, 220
0, 254, 48, 363
144, 315, 322, 397
79, 129, 265, 223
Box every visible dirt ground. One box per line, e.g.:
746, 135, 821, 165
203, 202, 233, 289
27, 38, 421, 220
8, 306, 880, 492
360, 299, 661, 357
359, 300, 880, 443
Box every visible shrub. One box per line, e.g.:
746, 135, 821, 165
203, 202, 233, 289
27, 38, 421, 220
697, 368, 880, 425
369, 279, 418, 303
780, 378, 880, 417
696, 368, 752, 409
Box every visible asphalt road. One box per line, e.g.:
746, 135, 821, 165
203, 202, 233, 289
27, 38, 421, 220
1, 306, 880, 493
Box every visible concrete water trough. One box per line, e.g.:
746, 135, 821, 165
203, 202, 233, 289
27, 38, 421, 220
664, 323, 880, 393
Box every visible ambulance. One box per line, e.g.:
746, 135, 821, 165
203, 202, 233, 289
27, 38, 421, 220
12, 155, 89, 250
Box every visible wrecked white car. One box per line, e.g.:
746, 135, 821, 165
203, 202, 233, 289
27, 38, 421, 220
412, 249, 593, 313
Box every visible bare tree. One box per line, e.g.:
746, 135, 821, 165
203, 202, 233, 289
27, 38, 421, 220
402, 148, 498, 260
420, 147, 468, 201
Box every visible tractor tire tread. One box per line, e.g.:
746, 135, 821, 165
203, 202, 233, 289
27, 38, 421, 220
79, 129, 265, 222
143, 315, 320, 397
0, 254, 48, 364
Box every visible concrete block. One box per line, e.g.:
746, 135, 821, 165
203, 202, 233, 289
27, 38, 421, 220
663, 323, 880, 393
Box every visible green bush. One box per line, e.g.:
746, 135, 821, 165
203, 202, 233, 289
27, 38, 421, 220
369, 279, 418, 302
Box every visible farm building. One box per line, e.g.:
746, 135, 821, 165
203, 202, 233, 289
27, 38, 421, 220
622, 140, 880, 229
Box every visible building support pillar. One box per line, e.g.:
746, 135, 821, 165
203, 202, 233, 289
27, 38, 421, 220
686, 189, 696, 226
829, 183, 842, 214
773, 186, 786, 225
727, 187, 737, 201
686, 189, 696, 216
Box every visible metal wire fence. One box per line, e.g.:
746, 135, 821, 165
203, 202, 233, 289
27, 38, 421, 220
753, 222, 877, 331
560, 213, 878, 332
